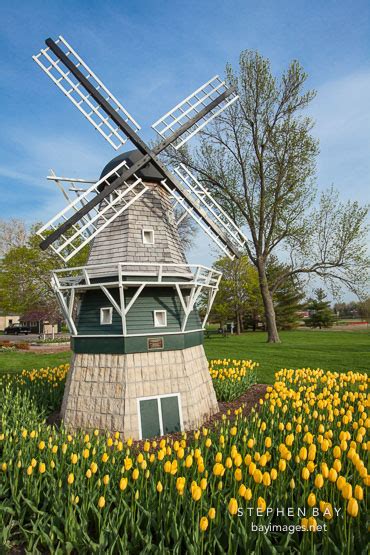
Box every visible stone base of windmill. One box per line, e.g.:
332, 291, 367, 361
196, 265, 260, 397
61, 345, 218, 439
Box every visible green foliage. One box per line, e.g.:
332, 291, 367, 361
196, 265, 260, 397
305, 288, 335, 329
209, 256, 305, 332
208, 257, 262, 333
0, 223, 88, 317
267, 258, 305, 330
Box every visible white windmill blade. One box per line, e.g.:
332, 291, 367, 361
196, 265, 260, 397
33, 36, 141, 151
38, 160, 148, 262
152, 76, 239, 149
173, 164, 248, 250
161, 180, 236, 261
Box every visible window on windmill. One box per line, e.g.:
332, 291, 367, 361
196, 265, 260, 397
100, 307, 113, 325
154, 310, 167, 327
142, 228, 154, 245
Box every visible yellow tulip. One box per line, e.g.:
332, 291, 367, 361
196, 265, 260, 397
354, 485, 363, 500
132, 468, 139, 480
279, 459, 286, 472
192, 486, 202, 501
301, 467, 310, 481
199, 516, 208, 532
156, 481, 163, 493
333, 459, 341, 472
228, 498, 238, 515
342, 483, 352, 500
328, 468, 337, 482
208, 507, 216, 520
257, 496, 266, 512
336, 476, 346, 491
39, 462, 46, 474
333, 445, 341, 458
235, 468, 242, 481
307, 492, 316, 507
98, 496, 105, 509
301, 517, 309, 531
323, 502, 334, 520
307, 517, 318, 531
314, 474, 324, 488
347, 497, 359, 517
90, 462, 98, 474
103, 474, 109, 486
185, 455, 193, 468
244, 488, 252, 501
263, 472, 271, 486
67, 473, 74, 485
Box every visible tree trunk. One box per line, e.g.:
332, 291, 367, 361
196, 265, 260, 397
257, 259, 281, 343
235, 310, 241, 335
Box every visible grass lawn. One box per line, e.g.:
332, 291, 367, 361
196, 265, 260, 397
204, 329, 370, 384
0, 351, 72, 373
0, 330, 368, 384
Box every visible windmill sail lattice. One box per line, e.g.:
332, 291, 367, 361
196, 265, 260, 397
152, 76, 239, 149
38, 160, 148, 262
173, 164, 248, 251
33, 36, 141, 150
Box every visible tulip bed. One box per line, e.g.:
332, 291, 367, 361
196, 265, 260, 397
209, 359, 258, 401
0, 365, 369, 554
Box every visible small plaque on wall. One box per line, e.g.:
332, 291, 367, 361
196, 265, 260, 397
148, 337, 164, 350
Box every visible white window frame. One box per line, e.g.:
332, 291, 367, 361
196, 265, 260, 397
153, 310, 167, 327
137, 393, 183, 440
142, 228, 155, 245
100, 306, 113, 325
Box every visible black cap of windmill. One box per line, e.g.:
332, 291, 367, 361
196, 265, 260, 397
99, 149, 163, 190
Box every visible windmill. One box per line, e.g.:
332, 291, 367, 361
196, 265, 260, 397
33, 36, 247, 439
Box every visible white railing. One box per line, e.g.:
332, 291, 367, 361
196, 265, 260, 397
51, 262, 222, 337
52, 262, 222, 290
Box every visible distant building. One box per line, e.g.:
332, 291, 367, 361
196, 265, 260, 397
0, 312, 20, 331
20, 309, 61, 335
297, 310, 310, 319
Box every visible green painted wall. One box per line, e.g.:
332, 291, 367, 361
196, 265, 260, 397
76, 286, 202, 337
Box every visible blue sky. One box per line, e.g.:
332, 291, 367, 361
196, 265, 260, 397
0, 0, 369, 291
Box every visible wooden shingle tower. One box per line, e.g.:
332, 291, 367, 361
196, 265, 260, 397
33, 36, 247, 438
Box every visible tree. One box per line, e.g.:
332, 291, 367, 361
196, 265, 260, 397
207, 255, 304, 332
207, 256, 261, 334
333, 301, 359, 319
266, 258, 305, 330
357, 297, 370, 321
305, 288, 335, 329
164, 50, 369, 343
0, 223, 88, 318
0, 218, 28, 257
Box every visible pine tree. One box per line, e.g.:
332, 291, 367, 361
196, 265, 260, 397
267, 258, 305, 330
305, 288, 335, 329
